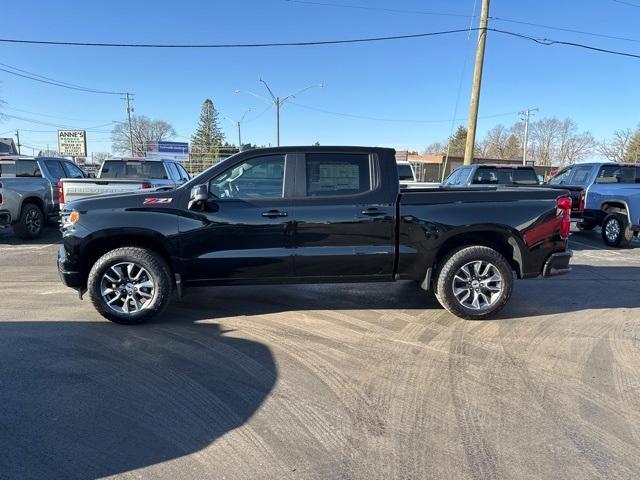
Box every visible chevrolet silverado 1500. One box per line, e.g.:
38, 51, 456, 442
58, 146, 573, 324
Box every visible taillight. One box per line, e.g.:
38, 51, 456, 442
557, 196, 572, 239
57, 180, 65, 205
141, 181, 152, 189
578, 190, 585, 212
0, 181, 3, 205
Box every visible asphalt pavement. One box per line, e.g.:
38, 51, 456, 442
0, 225, 639, 479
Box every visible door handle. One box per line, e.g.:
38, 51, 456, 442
262, 210, 288, 218
360, 208, 386, 216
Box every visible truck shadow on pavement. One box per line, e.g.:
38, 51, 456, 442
0, 321, 276, 479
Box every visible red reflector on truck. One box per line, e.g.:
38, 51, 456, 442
57, 180, 65, 205
557, 196, 572, 239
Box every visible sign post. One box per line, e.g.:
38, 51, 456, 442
58, 130, 87, 159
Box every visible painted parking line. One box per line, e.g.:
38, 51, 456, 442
0, 243, 57, 251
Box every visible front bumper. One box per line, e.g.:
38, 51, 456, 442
0, 210, 11, 227
57, 246, 84, 290
542, 250, 573, 277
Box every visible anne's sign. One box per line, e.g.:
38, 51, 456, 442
58, 130, 87, 157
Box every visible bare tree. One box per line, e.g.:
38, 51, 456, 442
422, 142, 445, 155
111, 115, 176, 156
529, 118, 563, 166
479, 124, 522, 160
598, 128, 635, 163
557, 119, 596, 166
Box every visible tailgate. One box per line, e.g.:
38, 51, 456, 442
61, 178, 148, 206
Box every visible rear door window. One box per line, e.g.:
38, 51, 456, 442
44, 160, 66, 180
166, 162, 180, 181
568, 165, 592, 186
16, 160, 41, 177
443, 168, 463, 185
397, 163, 415, 181
548, 167, 573, 185
63, 162, 86, 179
304, 153, 371, 197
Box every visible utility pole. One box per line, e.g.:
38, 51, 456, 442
124, 93, 135, 156
15, 130, 21, 155
236, 80, 323, 146
463, 0, 490, 165
520, 108, 538, 165
224, 109, 251, 152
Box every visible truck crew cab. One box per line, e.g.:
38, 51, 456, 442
58, 146, 573, 324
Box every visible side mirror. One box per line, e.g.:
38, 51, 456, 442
188, 184, 209, 210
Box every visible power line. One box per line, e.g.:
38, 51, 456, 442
612, 0, 640, 7
0, 28, 476, 48
286, 0, 640, 44
3, 113, 117, 131
489, 28, 640, 60
1, 28, 639, 62
0, 62, 125, 95
3, 106, 111, 123
289, 101, 520, 123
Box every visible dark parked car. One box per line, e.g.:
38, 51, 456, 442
58, 146, 572, 324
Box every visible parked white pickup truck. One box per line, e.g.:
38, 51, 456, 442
60, 157, 191, 208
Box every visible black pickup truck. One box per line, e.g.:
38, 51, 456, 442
58, 146, 572, 324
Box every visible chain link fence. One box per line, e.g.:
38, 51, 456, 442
185, 147, 240, 175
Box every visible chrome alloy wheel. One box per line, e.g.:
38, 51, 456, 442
604, 218, 621, 243
452, 260, 504, 311
100, 262, 155, 314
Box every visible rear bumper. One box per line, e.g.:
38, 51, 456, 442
57, 246, 84, 290
0, 210, 10, 227
542, 250, 573, 277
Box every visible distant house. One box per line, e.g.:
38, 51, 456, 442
0, 138, 18, 156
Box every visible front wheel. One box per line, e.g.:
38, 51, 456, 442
601, 213, 633, 248
434, 246, 513, 320
87, 247, 172, 324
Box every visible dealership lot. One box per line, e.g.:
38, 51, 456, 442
1, 227, 639, 479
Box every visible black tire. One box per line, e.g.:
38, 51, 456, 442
577, 221, 596, 231
601, 213, 634, 248
433, 246, 513, 320
87, 247, 172, 324
13, 202, 44, 240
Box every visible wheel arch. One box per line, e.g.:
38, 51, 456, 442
601, 200, 631, 223
433, 227, 525, 279
81, 230, 174, 283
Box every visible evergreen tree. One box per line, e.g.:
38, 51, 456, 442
447, 126, 468, 157
191, 99, 225, 168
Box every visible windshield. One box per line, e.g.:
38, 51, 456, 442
100, 161, 168, 179
397, 164, 415, 181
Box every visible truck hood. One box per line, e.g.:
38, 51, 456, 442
66, 188, 178, 212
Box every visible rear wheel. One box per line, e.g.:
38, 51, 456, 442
13, 202, 44, 240
433, 246, 513, 320
87, 247, 172, 324
601, 213, 633, 248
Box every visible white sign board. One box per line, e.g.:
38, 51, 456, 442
58, 130, 87, 157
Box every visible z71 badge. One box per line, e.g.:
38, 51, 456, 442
143, 198, 172, 205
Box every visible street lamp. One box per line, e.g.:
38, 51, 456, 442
235, 79, 323, 146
